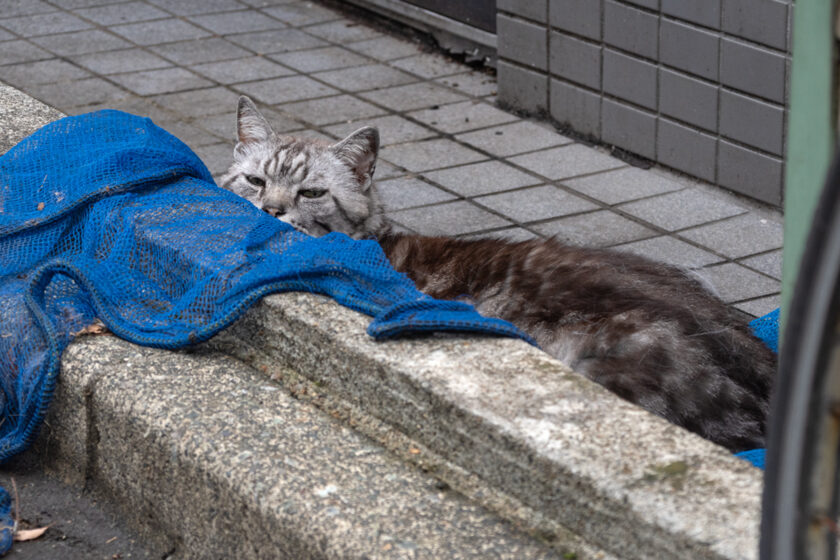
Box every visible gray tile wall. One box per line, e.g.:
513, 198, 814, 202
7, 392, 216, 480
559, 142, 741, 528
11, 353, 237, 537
496, 0, 792, 206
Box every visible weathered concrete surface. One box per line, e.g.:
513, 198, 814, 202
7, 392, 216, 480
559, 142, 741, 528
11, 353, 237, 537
43, 335, 575, 559
0, 84, 63, 153
211, 292, 763, 560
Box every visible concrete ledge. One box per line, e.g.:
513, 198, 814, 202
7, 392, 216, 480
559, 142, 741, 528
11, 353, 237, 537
38, 336, 568, 559
211, 293, 761, 560
3, 83, 761, 559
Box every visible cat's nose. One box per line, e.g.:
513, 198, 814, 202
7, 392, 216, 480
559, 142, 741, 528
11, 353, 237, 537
264, 205, 286, 217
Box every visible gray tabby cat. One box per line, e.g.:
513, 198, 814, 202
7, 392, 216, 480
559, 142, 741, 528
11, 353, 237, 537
222, 96, 776, 453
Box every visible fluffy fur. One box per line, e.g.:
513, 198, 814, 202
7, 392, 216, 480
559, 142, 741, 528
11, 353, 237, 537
222, 96, 776, 452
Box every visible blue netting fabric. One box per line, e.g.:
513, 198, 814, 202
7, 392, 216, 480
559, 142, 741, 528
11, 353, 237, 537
0, 110, 530, 554
732, 309, 780, 470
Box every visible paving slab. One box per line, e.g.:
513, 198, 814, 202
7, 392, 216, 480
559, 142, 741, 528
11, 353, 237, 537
740, 249, 783, 280
73, 48, 172, 79
262, 2, 343, 26
304, 19, 383, 43
187, 9, 287, 34
110, 67, 212, 95
679, 213, 784, 259
388, 200, 513, 235
0, 58, 92, 87
381, 137, 487, 172
191, 56, 296, 84
562, 166, 688, 204
148, 37, 252, 65
0, 11, 92, 37
227, 28, 328, 54
377, 176, 457, 210
74, 1, 170, 25
408, 99, 518, 134
146, 0, 245, 16
533, 210, 658, 247
391, 52, 474, 78
615, 235, 725, 268
325, 113, 437, 145
269, 45, 371, 72
424, 160, 542, 196
358, 81, 469, 111
696, 262, 781, 303
455, 120, 574, 156
278, 93, 387, 126
475, 184, 598, 223
0, 40, 55, 65
25, 77, 129, 109
510, 144, 626, 181
234, 74, 339, 104
734, 295, 782, 318
619, 188, 748, 231
347, 34, 425, 60
30, 29, 131, 56
313, 63, 418, 92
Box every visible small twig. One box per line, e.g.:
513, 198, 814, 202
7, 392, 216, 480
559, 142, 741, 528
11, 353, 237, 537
11, 478, 18, 529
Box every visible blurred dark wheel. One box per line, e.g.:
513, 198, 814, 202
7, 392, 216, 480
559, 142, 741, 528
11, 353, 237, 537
762, 150, 840, 559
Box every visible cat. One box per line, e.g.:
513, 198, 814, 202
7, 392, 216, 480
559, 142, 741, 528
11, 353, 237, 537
222, 95, 776, 453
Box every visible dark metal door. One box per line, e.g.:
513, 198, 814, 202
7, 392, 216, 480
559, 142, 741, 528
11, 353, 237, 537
402, 0, 496, 32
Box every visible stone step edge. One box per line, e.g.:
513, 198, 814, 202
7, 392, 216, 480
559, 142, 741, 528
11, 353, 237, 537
207, 292, 762, 560
34, 335, 588, 559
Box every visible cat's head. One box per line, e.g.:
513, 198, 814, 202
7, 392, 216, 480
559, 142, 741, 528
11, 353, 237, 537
221, 96, 385, 239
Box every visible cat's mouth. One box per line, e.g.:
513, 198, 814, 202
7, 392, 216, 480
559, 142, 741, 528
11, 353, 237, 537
262, 209, 331, 238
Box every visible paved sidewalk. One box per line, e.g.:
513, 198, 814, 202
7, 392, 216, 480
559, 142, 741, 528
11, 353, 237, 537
0, 0, 782, 317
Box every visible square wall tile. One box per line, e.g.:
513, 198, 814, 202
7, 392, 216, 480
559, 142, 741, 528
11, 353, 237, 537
657, 118, 717, 182
496, 60, 548, 114
601, 99, 657, 160
549, 0, 601, 40
498, 14, 547, 71
550, 32, 602, 89
604, 0, 658, 59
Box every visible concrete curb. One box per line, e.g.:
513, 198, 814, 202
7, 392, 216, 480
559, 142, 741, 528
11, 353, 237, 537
3, 83, 761, 559
211, 293, 762, 560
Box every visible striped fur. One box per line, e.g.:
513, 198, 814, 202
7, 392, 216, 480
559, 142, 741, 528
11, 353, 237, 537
222, 96, 776, 452
221, 96, 384, 238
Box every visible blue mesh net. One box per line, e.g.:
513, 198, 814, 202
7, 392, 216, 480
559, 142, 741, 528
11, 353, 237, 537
731, 309, 780, 470
0, 110, 531, 554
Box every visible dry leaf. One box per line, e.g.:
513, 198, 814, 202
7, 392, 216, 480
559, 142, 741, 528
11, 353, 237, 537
72, 320, 109, 337
14, 526, 49, 542
408, 447, 420, 455
36, 202, 44, 211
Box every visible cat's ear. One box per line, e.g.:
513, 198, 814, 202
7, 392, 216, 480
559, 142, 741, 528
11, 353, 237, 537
236, 96, 273, 145
331, 127, 379, 191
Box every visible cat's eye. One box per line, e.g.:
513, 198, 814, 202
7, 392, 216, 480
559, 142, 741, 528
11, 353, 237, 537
246, 175, 266, 188
299, 189, 325, 199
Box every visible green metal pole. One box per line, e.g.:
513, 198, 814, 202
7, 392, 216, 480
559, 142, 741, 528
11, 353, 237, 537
782, 0, 837, 330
